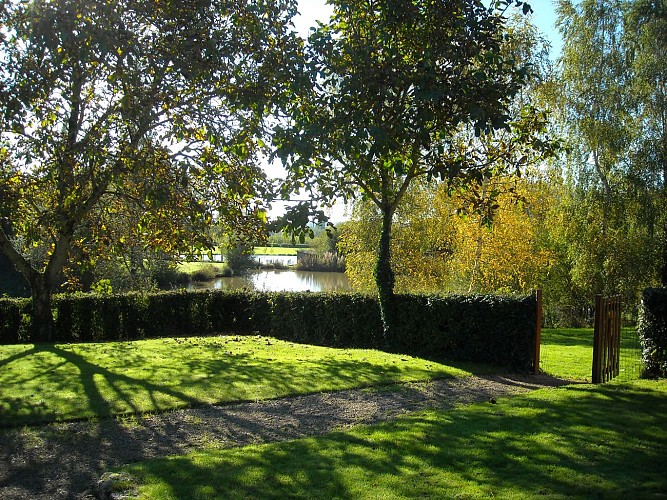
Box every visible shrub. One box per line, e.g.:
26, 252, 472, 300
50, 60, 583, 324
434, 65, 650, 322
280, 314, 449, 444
188, 264, 218, 282
0, 297, 31, 344
639, 288, 667, 378
225, 245, 256, 275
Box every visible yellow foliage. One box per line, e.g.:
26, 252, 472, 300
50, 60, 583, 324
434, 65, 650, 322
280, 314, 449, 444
340, 176, 556, 295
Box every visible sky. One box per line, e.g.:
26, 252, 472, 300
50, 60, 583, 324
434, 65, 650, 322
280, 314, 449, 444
271, 1, 564, 222
295, 0, 564, 58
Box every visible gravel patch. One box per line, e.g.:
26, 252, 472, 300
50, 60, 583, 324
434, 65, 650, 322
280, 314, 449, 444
0, 373, 569, 499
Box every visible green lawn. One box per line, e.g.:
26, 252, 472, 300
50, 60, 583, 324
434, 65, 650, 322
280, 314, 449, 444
540, 327, 643, 382
118, 379, 667, 499
176, 261, 227, 277
0, 336, 470, 426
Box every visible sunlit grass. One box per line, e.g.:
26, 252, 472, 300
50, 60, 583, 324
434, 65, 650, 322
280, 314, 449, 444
540, 327, 643, 382
175, 261, 227, 276
0, 336, 471, 426
120, 379, 667, 499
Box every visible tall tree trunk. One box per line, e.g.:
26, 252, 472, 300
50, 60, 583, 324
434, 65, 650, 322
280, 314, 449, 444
30, 275, 54, 342
661, 153, 667, 286
468, 179, 489, 293
374, 205, 396, 349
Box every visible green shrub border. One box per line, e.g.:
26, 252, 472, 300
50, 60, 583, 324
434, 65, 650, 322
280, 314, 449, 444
639, 288, 667, 378
0, 290, 537, 370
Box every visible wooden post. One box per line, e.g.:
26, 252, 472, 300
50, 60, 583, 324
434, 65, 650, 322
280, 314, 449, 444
614, 296, 621, 378
592, 294, 602, 384
593, 294, 622, 384
534, 289, 542, 374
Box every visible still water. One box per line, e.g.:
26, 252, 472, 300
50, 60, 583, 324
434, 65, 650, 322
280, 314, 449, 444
188, 270, 351, 292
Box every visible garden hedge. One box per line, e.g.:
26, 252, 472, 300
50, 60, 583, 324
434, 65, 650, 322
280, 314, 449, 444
0, 290, 538, 370
638, 288, 667, 378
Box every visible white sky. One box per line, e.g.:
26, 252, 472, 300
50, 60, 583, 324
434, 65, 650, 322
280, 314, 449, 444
293, 0, 335, 38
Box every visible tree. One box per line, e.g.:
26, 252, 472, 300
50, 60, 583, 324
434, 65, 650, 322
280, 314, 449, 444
273, 0, 555, 343
339, 174, 557, 296
551, 0, 662, 316
556, 0, 631, 242
624, 0, 667, 285
338, 182, 456, 293
0, 0, 303, 339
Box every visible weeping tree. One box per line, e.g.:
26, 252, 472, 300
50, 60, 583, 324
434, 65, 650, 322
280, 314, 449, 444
0, 0, 303, 340
273, 0, 557, 344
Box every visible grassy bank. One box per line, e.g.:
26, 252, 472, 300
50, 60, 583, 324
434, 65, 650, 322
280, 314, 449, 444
176, 262, 228, 280
0, 336, 471, 426
119, 379, 667, 499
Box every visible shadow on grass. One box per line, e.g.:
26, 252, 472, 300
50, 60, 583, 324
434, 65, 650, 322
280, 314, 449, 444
0, 343, 203, 426
0, 339, 465, 427
125, 382, 667, 499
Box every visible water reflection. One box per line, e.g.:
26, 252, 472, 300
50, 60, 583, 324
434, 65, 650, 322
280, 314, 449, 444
188, 270, 351, 292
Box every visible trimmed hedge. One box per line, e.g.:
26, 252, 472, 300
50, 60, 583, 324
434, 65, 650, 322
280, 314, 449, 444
0, 297, 31, 344
0, 290, 538, 370
638, 288, 667, 378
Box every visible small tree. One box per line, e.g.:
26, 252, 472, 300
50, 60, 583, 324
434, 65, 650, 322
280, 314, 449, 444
274, 0, 556, 343
225, 243, 257, 276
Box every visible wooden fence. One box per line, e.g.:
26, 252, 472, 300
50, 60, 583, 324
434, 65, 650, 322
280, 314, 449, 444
592, 294, 622, 384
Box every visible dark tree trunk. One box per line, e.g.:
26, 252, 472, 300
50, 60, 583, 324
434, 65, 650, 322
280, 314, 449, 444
374, 206, 396, 349
660, 142, 667, 287
661, 222, 667, 287
30, 275, 54, 342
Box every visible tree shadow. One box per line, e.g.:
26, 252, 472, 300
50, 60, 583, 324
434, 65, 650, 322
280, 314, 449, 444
121, 382, 667, 499
0, 343, 201, 427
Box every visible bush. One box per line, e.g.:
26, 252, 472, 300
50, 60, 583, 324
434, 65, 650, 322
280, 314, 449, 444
225, 245, 256, 275
639, 288, 667, 378
187, 264, 218, 282
0, 297, 31, 344
0, 291, 538, 370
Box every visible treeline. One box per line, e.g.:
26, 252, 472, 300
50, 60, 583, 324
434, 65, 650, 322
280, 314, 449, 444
336, 0, 666, 326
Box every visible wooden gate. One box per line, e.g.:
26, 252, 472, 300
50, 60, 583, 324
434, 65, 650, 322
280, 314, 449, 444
592, 295, 621, 383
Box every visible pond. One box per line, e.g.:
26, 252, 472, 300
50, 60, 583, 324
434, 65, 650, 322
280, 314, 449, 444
187, 269, 352, 293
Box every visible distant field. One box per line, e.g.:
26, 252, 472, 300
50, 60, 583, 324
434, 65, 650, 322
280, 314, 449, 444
253, 246, 300, 256
176, 262, 226, 274
200, 246, 299, 256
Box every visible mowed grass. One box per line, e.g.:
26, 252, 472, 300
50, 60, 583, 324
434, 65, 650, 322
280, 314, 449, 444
0, 336, 470, 427
120, 379, 667, 499
540, 327, 643, 382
